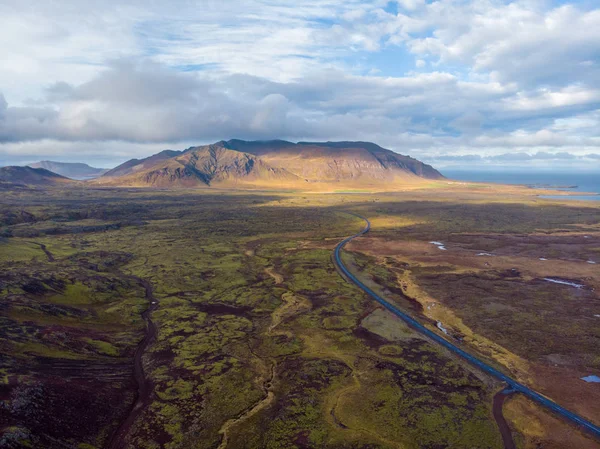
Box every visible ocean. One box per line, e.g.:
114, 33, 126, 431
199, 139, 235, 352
442, 170, 600, 201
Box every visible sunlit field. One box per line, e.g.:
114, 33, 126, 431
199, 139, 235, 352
1, 185, 599, 449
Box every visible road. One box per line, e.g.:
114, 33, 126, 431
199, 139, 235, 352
333, 213, 600, 441
493, 389, 517, 449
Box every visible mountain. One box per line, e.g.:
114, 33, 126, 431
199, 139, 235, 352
98, 140, 443, 189
0, 166, 75, 186
28, 161, 107, 180
226, 140, 443, 182
102, 150, 182, 178
99, 144, 298, 188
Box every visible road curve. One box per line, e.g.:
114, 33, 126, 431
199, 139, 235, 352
493, 389, 517, 449
333, 213, 600, 441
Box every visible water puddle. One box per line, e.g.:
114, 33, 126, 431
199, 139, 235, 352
543, 278, 584, 289
477, 252, 493, 256
581, 375, 600, 383
430, 241, 446, 251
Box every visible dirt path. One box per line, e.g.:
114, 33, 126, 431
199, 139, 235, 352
306, 344, 402, 449
217, 362, 276, 449
268, 292, 311, 337
28, 241, 55, 262
218, 267, 313, 449
329, 377, 358, 430
265, 266, 283, 284
493, 389, 517, 449
106, 277, 159, 449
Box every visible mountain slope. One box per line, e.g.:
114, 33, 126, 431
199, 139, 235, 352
28, 161, 107, 180
103, 150, 182, 178
225, 140, 443, 182
99, 143, 299, 188
0, 166, 74, 186
98, 140, 443, 189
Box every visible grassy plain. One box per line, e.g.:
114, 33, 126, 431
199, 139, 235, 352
0, 184, 598, 449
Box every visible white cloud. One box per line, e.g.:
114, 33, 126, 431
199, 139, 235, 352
397, 0, 425, 12
502, 86, 600, 112
0, 0, 598, 168
403, 2, 600, 89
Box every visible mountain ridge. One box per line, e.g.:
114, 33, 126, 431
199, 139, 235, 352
97, 139, 443, 189
28, 161, 107, 180
103, 150, 182, 178
0, 166, 75, 186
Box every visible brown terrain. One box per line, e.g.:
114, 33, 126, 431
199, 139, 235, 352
95, 140, 444, 189
1, 145, 598, 449
343, 197, 600, 448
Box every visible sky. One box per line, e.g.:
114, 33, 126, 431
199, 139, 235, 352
1, 0, 600, 171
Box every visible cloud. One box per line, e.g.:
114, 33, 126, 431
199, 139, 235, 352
0, 62, 292, 143
0, 0, 599, 168
403, 2, 600, 89
0, 139, 180, 168
434, 154, 482, 162
449, 111, 484, 134
396, 0, 425, 12
426, 151, 600, 171
0, 64, 521, 143
1, 59, 600, 168
0, 94, 7, 118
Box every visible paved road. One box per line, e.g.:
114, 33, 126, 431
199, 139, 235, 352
334, 213, 600, 441
493, 389, 517, 449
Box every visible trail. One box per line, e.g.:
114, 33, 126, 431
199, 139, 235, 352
331, 385, 404, 449
306, 344, 402, 449
333, 212, 600, 441
217, 362, 276, 449
106, 277, 159, 449
268, 292, 311, 337
493, 388, 517, 449
218, 267, 299, 449
265, 266, 283, 284
28, 241, 55, 262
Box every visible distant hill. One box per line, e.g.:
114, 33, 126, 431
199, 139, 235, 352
0, 166, 75, 186
28, 161, 107, 180
97, 140, 443, 189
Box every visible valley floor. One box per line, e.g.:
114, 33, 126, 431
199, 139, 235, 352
0, 185, 599, 449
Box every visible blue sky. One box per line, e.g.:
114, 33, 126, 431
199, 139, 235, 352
0, 0, 599, 170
